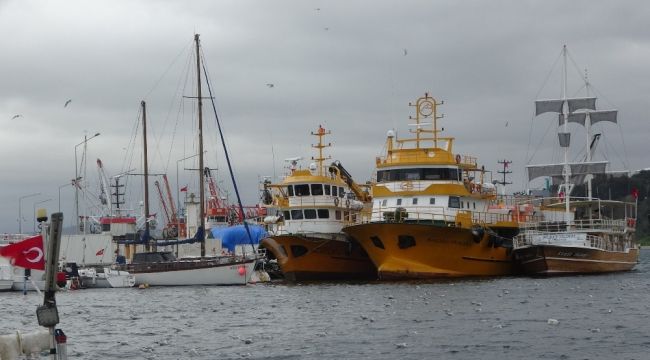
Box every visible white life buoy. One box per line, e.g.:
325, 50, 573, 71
334, 197, 339, 206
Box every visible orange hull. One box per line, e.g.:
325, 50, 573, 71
342, 222, 516, 279
513, 246, 639, 275
260, 235, 377, 281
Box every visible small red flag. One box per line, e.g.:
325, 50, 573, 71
0, 235, 45, 270
632, 187, 639, 200
96, 248, 105, 256
180, 185, 188, 192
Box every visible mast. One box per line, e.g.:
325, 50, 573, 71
195, 33, 206, 257
584, 68, 594, 200
561, 45, 571, 218
142, 100, 152, 252
311, 125, 331, 176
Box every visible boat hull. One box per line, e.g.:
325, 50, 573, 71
261, 234, 377, 281
126, 258, 256, 286
342, 222, 516, 279
513, 245, 639, 275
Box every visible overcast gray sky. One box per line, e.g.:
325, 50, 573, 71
1, 0, 648, 233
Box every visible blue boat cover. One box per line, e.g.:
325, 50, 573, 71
210, 225, 267, 252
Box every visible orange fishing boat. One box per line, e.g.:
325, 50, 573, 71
260, 126, 376, 281
343, 93, 524, 279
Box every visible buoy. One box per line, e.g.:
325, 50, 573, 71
238, 265, 246, 276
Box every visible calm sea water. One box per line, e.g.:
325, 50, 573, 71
3, 249, 650, 359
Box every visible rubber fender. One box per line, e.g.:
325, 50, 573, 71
471, 225, 484, 243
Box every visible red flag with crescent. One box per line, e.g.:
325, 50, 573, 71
0, 234, 45, 270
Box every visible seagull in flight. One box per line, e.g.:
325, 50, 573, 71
11, 114, 22, 120
64, 99, 72, 107
403, 49, 408, 56
266, 83, 274, 88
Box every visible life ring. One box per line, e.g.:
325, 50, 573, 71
334, 197, 339, 206
627, 218, 636, 227
345, 199, 350, 208
455, 154, 461, 164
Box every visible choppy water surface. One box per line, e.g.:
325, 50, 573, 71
3, 249, 650, 359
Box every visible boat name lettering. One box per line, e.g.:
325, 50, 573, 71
557, 251, 587, 258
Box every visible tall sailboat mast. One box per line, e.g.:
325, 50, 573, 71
195, 34, 206, 257
561, 45, 571, 217
142, 100, 152, 252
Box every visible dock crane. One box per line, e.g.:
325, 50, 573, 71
154, 174, 180, 238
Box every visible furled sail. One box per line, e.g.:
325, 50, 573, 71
589, 110, 618, 125
536, 97, 597, 116
558, 110, 617, 127
527, 161, 608, 181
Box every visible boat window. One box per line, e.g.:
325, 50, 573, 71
283, 211, 290, 220
460, 201, 463, 209
335, 210, 341, 220
398, 235, 416, 249
311, 184, 323, 196
317, 209, 329, 219
324, 185, 331, 195
291, 210, 303, 219
448, 196, 460, 208
290, 245, 308, 258
396, 199, 402, 206
304, 209, 317, 219
332, 186, 338, 196
294, 184, 310, 196
377, 168, 460, 182
412, 198, 418, 205
339, 187, 345, 197
381, 199, 387, 206
287, 185, 294, 196
473, 202, 476, 209
429, 198, 435, 205
344, 211, 349, 220
370, 236, 385, 249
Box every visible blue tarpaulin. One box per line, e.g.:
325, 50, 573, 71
210, 225, 267, 252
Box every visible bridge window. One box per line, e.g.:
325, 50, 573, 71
377, 168, 460, 182
429, 198, 435, 205
283, 211, 290, 220
396, 199, 402, 206
339, 187, 345, 197
311, 184, 323, 196
381, 199, 387, 206
332, 186, 338, 196
324, 185, 331, 195
287, 185, 294, 196
335, 210, 341, 220
317, 209, 329, 219
412, 198, 418, 205
291, 210, 303, 219
448, 196, 460, 209
304, 209, 317, 219
294, 184, 310, 196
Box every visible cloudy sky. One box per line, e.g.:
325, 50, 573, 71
1, 0, 648, 233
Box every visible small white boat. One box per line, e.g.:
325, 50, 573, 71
78, 267, 136, 288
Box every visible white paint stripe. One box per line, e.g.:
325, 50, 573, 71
544, 257, 637, 265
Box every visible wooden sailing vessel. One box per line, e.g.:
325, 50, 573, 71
512, 46, 639, 275
342, 93, 523, 279
260, 126, 376, 281
116, 34, 256, 285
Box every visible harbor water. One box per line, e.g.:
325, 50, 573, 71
2, 249, 650, 359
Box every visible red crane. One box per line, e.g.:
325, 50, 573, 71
154, 174, 180, 238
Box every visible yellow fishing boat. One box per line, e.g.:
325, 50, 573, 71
342, 93, 523, 279
260, 126, 376, 281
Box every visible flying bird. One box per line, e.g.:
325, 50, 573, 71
266, 83, 274, 88
11, 114, 22, 120
505, 121, 509, 127
403, 49, 408, 56
64, 99, 72, 107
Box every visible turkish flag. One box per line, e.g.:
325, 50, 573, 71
0, 235, 45, 270
96, 248, 105, 256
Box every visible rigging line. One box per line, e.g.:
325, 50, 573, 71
523, 47, 564, 185
166, 53, 195, 175
586, 84, 630, 170
143, 39, 193, 100
201, 57, 256, 249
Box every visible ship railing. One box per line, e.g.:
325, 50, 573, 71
518, 218, 627, 233
513, 230, 635, 252
359, 205, 522, 225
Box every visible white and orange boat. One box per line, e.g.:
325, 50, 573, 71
342, 93, 524, 279
260, 126, 376, 281
512, 46, 639, 275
